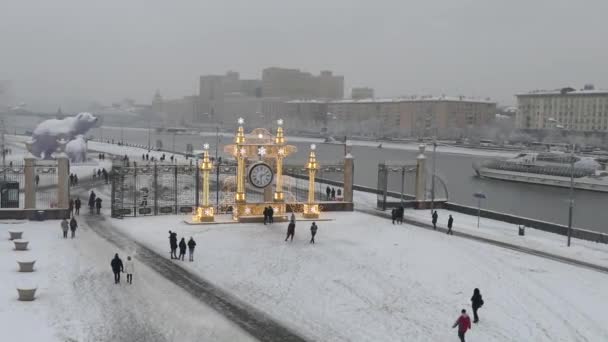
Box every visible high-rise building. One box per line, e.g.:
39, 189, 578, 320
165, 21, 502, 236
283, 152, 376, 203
261, 67, 344, 99
286, 96, 496, 138
516, 85, 608, 131
351, 87, 374, 99
198, 72, 262, 123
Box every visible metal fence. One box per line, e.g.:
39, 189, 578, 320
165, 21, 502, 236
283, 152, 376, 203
0, 160, 59, 209
376, 161, 448, 210
110, 159, 348, 218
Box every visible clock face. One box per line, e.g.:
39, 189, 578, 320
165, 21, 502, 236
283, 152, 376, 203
248, 163, 274, 188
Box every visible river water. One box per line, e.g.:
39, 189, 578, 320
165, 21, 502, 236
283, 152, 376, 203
93, 127, 606, 233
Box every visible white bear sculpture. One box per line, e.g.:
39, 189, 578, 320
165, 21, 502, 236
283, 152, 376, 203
28, 112, 98, 159
65, 135, 88, 163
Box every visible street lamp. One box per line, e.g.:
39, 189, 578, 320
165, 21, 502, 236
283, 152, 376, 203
549, 118, 575, 247
473, 192, 486, 229
430, 137, 437, 215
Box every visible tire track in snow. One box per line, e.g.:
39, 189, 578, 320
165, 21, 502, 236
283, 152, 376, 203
83, 214, 310, 342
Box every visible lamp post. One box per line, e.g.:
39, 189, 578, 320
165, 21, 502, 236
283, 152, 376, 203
548, 118, 575, 247
473, 192, 486, 229
567, 143, 575, 247
430, 137, 437, 215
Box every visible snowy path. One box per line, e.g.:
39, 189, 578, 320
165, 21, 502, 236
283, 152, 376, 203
357, 208, 608, 274
108, 212, 608, 342
82, 213, 309, 342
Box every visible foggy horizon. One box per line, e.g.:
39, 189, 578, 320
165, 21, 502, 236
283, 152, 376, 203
2, 0, 608, 112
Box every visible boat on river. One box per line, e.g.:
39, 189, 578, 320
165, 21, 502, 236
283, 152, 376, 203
473, 152, 608, 192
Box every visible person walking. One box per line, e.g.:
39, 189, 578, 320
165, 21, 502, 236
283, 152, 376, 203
178, 237, 187, 261
95, 197, 102, 215
290, 211, 296, 223
447, 215, 454, 235
73, 174, 78, 186
35, 174, 40, 187
124, 256, 135, 284
471, 288, 484, 323
331, 187, 336, 200
432, 210, 438, 230
391, 208, 397, 225
61, 218, 69, 239
310, 222, 318, 244
69, 198, 74, 217
326, 186, 331, 200
169, 231, 178, 259
396, 206, 404, 224
88, 191, 96, 212
285, 220, 296, 242
111, 253, 124, 284
452, 309, 471, 342
263, 206, 269, 225
187, 237, 196, 262
268, 206, 274, 224
69, 217, 78, 238
69, 174, 74, 186
74, 197, 81, 215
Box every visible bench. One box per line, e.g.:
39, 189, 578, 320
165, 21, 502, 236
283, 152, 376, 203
8, 230, 23, 240
13, 239, 29, 251
16, 288, 37, 301
17, 260, 36, 272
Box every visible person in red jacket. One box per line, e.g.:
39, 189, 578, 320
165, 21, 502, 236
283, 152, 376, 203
452, 309, 471, 342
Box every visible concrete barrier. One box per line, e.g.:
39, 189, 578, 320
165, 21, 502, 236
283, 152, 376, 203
17, 260, 36, 272
13, 239, 29, 251
0, 208, 70, 220
8, 230, 23, 240
17, 288, 37, 301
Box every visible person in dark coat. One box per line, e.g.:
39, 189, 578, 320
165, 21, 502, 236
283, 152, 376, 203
187, 237, 196, 262
35, 174, 40, 186
74, 197, 81, 215
285, 221, 295, 242
447, 215, 454, 235
69, 199, 74, 217
310, 222, 318, 244
73, 174, 78, 185
111, 253, 124, 284
95, 197, 102, 214
268, 206, 274, 224
331, 187, 336, 200
169, 231, 178, 259
326, 186, 331, 200
471, 288, 484, 323
69, 217, 78, 238
69, 174, 74, 186
263, 207, 269, 225
432, 211, 438, 230
396, 206, 404, 224
178, 238, 187, 261
391, 208, 397, 225
88, 191, 96, 211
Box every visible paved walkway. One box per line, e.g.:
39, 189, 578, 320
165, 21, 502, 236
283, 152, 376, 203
83, 213, 310, 342
357, 208, 608, 275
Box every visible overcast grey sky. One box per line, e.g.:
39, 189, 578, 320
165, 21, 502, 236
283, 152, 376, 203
2, 0, 608, 111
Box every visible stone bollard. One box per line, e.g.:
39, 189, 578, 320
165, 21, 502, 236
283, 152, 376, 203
17, 260, 36, 272
17, 288, 37, 301
8, 230, 23, 240
13, 239, 29, 251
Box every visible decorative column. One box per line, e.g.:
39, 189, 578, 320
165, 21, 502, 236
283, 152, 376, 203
193, 144, 214, 222
415, 144, 427, 203
235, 118, 246, 203
24, 155, 36, 209
343, 152, 354, 203
274, 119, 285, 202
56, 153, 70, 209
303, 144, 320, 218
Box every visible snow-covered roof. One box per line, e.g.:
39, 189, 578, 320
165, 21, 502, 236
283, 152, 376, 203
517, 89, 608, 97
288, 96, 495, 105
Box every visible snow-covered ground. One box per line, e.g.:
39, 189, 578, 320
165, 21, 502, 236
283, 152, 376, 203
0, 218, 255, 342
110, 212, 608, 342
